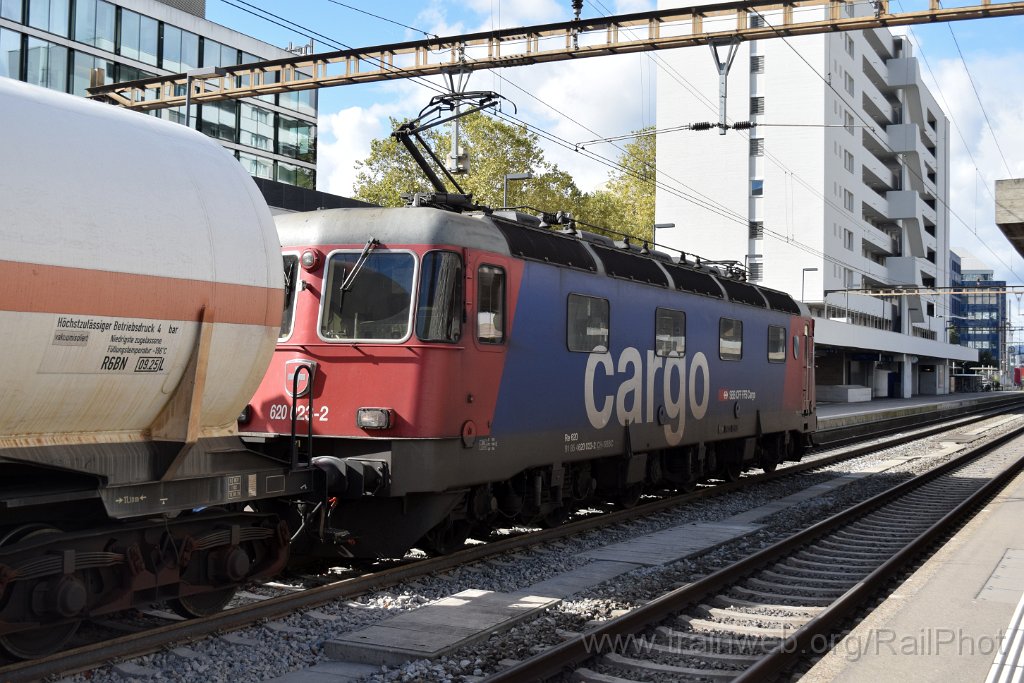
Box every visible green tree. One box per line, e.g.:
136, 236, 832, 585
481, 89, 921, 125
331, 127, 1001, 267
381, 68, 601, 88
353, 113, 585, 213
578, 127, 656, 244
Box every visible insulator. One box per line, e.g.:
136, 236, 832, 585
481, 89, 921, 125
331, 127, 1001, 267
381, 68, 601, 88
690, 121, 714, 131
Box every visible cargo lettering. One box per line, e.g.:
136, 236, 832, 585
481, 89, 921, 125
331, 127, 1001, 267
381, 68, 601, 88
101, 355, 128, 371
584, 348, 710, 447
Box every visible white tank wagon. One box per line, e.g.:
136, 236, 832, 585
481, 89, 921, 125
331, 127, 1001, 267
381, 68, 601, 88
0, 79, 321, 658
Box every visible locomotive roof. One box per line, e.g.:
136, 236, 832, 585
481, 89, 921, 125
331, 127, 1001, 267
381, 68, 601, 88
274, 206, 511, 254
274, 207, 803, 315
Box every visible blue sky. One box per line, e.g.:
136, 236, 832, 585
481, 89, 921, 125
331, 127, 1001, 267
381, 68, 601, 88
205, 1, 1024, 294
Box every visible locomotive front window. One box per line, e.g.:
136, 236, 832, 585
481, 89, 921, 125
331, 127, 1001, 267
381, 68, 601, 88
320, 251, 414, 341
719, 318, 743, 360
280, 254, 298, 340
568, 294, 609, 352
655, 308, 685, 357
417, 251, 463, 343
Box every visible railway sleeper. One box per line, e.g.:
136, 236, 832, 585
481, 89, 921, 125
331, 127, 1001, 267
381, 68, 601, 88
599, 652, 739, 680
656, 625, 783, 655
730, 584, 835, 607
696, 604, 814, 628
680, 614, 796, 640
708, 594, 825, 617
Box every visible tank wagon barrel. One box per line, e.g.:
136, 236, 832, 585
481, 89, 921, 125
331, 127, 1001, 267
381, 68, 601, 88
0, 79, 322, 658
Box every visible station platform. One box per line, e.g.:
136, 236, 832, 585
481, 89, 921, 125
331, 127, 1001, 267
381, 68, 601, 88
803, 451, 1024, 683
816, 390, 1024, 431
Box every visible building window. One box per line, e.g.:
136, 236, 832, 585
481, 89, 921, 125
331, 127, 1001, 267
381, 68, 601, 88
477, 265, 506, 344
240, 103, 274, 151
277, 115, 315, 160
749, 221, 764, 239
71, 50, 114, 96
1, 0, 21, 21
843, 189, 854, 212
720, 318, 743, 361
844, 110, 854, 133
655, 308, 686, 356
276, 160, 315, 189
768, 325, 786, 363
162, 24, 199, 73
568, 294, 609, 353
751, 55, 764, 73
751, 179, 764, 196
238, 152, 273, 179
842, 267, 854, 287
748, 261, 764, 281
199, 100, 237, 143
844, 72, 855, 96
25, 36, 68, 92
119, 9, 158, 66
843, 228, 854, 250
749, 13, 765, 27
750, 96, 765, 115
202, 38, 238, 68
844, 149, 854, 173
750, 137, 764, 156
845, 34, 854, 57
28, 0, 69, 37
73, 0, 115, 51
0, 28, 20, 79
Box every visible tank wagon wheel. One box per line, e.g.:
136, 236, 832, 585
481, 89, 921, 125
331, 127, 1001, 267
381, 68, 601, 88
419, 518, 471, 556
0, 524, 81, 659
167, 507, 239, 619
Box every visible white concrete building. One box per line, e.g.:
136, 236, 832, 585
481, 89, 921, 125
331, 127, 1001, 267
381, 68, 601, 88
654, 1, 975, 398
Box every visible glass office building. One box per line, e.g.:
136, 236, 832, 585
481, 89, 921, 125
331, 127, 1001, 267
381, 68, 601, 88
0, 0, 317, 188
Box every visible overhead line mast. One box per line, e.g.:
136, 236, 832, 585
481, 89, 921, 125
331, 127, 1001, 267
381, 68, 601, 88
88, 0, 1024, 110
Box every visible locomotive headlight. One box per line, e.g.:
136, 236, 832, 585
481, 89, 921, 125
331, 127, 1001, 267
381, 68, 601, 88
238, 404, 253, 424
356, 408, 392, 430
300, 249, 320, 271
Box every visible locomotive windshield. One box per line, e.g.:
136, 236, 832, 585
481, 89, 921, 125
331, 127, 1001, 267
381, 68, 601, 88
321, 251, 415, 341
280, 254, 298, 340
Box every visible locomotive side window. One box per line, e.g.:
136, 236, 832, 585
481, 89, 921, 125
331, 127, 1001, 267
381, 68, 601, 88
655, 308, 685, 356
567, 294, 609, 352
719, 318, 743, 360
477, 265, 505, 344
280, 254, 298, 340
768, 325, 786, 362
417, 251, 463, 343
320, 251, 415, 341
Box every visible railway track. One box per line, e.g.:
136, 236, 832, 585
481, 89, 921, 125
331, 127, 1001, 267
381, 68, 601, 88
2, 398, 1021, 682
490, 412, 1024, 681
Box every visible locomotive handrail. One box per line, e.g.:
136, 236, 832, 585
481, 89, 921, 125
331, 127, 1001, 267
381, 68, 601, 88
289, 364, 314, 470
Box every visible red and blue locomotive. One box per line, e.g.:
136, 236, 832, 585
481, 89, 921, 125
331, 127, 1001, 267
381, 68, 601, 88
241, 203, 816, 559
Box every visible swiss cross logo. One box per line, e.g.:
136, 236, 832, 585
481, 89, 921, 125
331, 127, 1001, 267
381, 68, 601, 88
285, 359, 316, 398
719, 388, 729, 401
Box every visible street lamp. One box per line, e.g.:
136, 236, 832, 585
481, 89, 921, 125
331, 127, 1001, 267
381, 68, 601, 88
184, 65, 229, 129
503, 172, 534, 207
801, 267, 818, 302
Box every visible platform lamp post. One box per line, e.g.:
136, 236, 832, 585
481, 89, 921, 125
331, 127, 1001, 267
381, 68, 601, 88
503, 172, 534, 208
801, 267, 818, 302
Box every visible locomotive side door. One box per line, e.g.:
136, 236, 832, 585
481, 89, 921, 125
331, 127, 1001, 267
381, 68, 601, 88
801, 320, 814, 415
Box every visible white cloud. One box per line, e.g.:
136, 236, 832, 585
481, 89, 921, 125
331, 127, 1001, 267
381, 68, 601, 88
318, 102, 398, 196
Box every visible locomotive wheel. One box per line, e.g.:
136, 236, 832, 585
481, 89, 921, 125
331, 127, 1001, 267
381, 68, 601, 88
0, 524, 81, 659
419, 519, 470, 555
615, 483, 643, 509
722, 463, 743, 482
169, 588, 236, 619
761, 461, 779, 474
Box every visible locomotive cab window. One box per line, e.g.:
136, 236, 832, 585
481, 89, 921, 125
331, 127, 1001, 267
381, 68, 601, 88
655, 308, 685, 356
477, 265, 505, 344
280, 254, 298, 340
719, 318, 743, 360
568, 294, 609, 352
768, 325, 786, 362
320, 250, 415, 341
417, 251, 463, 343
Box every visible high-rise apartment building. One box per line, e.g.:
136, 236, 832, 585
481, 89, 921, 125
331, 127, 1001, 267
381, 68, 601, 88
0, 0, 316, 187
654, 1, 974, 397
